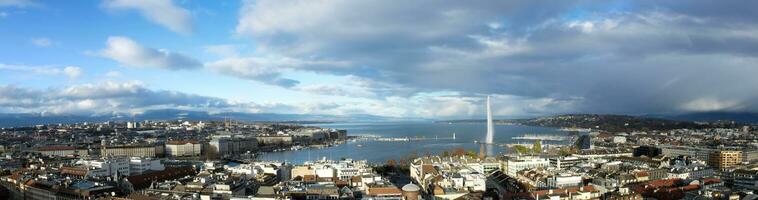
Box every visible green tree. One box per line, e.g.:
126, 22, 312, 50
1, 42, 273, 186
441, 151, 450, 157
533, 140, 542, 154
513, 145, 531, 154
559, 147, 573, 156
466, 150, 478, 157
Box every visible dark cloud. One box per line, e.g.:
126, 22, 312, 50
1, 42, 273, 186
236, 0, 758, 115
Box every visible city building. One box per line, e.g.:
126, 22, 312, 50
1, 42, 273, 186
165, 140, 202, 157
68, 157, 165, 178
549, 156, 587, 170
101, 144, 162, 158
502, 156, 550, 176
577, 135, 592, 150
661, 145, 715, 161
34, 146, 89, 157
708, 150, 742, 170
208, 135, 258, 158
633, 146, 662, 158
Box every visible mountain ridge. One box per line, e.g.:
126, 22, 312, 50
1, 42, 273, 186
0, 109, 425, 127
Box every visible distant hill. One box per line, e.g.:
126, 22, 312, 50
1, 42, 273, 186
521, 114, 711, 132
647, 112, 758, 124
440, 114, 748, 132
0, 109, 424, 127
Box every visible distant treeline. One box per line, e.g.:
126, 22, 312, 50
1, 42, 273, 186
438, 114, 747, 132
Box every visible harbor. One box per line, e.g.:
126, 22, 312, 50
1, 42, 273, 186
256, 122, 571, 164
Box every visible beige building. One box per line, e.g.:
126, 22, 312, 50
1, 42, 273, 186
708, 150, 742, 169
101, 144, 160, 158
291, 166, 315, 180
35, 146, 89, 157
256, 135, 293, 145
208, 136, 258, 158
166, 140, 202, 157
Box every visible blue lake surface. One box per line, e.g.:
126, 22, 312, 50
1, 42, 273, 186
257, 122, 570, 164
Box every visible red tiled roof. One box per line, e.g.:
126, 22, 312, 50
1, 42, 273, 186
646, 178, 681, 188
679, 185, 700, 192
126, 167, 195, 190
351, 176, 362, 183
422, 165, 437, 175
36, 146, 77, 151
166, 140, 199, 145
303, 175, 317, 183
369, 187, 402, 195
60, 167, 88, 176
702, 178, 721, 185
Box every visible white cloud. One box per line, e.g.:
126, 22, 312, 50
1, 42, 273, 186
205, 56, 299, 88
681, 98, 743, 112
97, 36, 202, 70
296, 84, 376, 99
205, 55, 349, 87
30, 37, 53, 47
102, 0, 192, 34
0, 64, 82, 79
0, 12, 8, 17
62, 66, 82, 79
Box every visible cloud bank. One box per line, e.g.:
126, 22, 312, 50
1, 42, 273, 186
102, 0, 192, 34
230, 0, 758, 116
6, 1, 758, 119
98, 36, 202, 70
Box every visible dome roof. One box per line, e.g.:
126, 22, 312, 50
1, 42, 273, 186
402, 183, 420, 192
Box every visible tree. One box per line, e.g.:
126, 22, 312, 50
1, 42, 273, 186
466, 150, 477, 157
452, 148, 466, 157
386, 159, 396, 167
513, 145, 530, 155
441, 151, 450, 157
532, 140, 542, 154
559, 147, 573, 156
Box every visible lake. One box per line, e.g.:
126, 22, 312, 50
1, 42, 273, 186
257, 121, 569, 164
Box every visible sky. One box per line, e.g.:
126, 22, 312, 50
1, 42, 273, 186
1, 0, 758, 119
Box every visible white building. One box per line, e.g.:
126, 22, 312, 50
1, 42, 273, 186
126, 121, 137, 129
462, 172, 487, 191
503, 156, 550, 176
76, 157, 130, 178
129, 157, 165, 175
315, 165, 336, 179
75, 157, 164, 178
209, 135, 257, 158
612, 136, 627, 144
464, 157, 500, 174
226, 164, 260, 178
548, 173, 583, 188
333, 159, 369, 180
166, 140, 202, 157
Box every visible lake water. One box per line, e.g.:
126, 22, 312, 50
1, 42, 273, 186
257, 122, 570, 164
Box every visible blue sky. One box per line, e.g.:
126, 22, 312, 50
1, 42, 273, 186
2, 0, 758, 119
